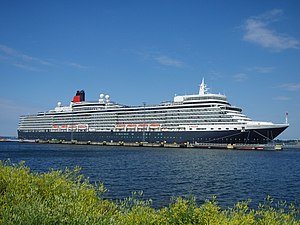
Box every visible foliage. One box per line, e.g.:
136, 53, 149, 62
0, 160, 299, 224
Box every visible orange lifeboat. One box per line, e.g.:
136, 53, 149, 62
68, 125, 78, 129
127, 124, 137, 128
78, 124, 88, 129
137, 124, 148, 128
149, 124, 160, 128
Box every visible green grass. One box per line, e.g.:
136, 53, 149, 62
0, 160, 299, 224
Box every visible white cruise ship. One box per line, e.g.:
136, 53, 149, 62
18, 79, 288, 144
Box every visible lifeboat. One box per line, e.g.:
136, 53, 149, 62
127, 124, 137, 128
137, 124, 148, 128
149, 124, 160, 128
78, 124, 88, 129
68, 125, 78, 129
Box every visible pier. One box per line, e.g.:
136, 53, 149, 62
10, 139, 284, 151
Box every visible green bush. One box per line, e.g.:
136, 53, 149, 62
0, 161, 299, 224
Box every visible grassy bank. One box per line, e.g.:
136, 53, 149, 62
0, 161, 299, 224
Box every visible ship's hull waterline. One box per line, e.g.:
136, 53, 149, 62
18, 126, 287, 144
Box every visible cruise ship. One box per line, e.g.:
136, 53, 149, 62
18, 79, 288, 144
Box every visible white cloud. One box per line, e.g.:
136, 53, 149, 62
0, 44, 90, 72
233, 73, 248, 82
207, 70, 223, 80
136, 49, 185, 68
274, 96, 290, 101
154, 55, 185, 68
65, 62, 90, 69
13, 63, 43, 72
242, 9, 299, 51
249, 66, 274, 74
0, 44, 50, 65
279, 83, 300, 91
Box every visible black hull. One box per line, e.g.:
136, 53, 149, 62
18, 126, 287, 144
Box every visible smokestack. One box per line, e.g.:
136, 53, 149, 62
72, 90, 82, 103
80, 90, 85, 101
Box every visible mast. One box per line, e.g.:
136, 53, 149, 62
199, 78, 208, 95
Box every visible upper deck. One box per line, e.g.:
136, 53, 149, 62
38, 78, 236, 115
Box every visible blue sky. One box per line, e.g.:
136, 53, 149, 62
0, 0, 299, 139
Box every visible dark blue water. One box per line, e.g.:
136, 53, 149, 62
1, 142, 299, 208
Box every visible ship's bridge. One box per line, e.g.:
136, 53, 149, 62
174, 93, 227, 103
173, 78, 228, 104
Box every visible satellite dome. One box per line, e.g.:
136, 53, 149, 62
100, 94, 104, 99
57, 102, 62, 107
105, 95, 110, 99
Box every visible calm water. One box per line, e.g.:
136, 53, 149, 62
1, 142, 299, 208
